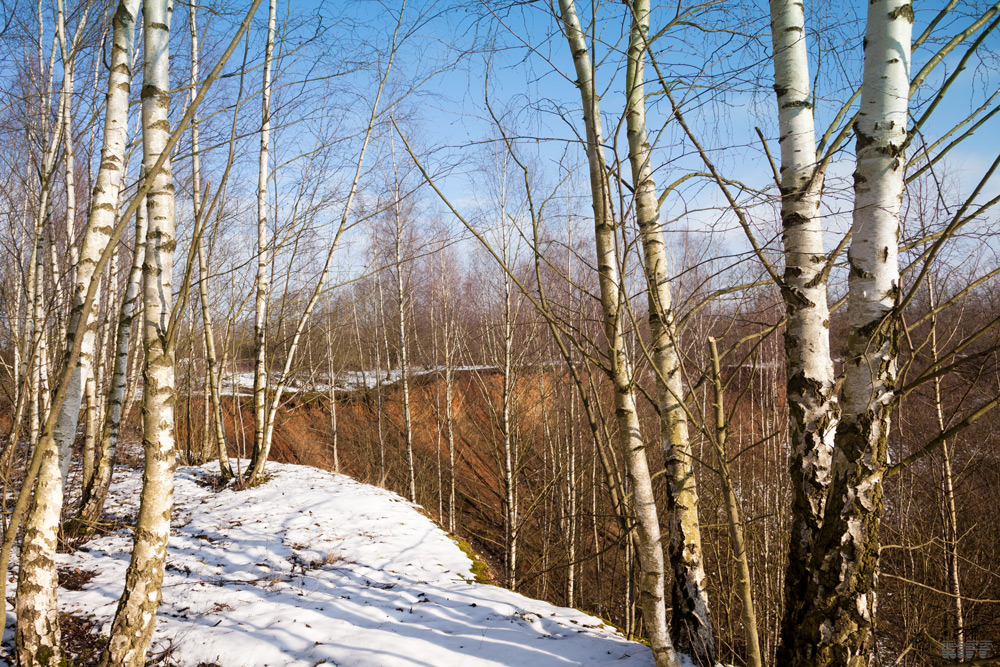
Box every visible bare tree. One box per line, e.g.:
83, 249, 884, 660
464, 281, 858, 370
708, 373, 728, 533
625, 1, 716, 660
767, 2, 839, 657
554, 1, 680, 664
248, 0, 277, 483
789, 2, 912, 664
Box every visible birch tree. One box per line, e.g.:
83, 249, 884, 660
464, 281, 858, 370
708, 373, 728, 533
248, 0, 277, 483
767, 0, 839, 658
69, 179, 146, 535
14, 0, 137, 660
624, 1, 715, 660
189, 0, 235, 480
788, 2, 913, 664
50, 0, 94, 484
555, 1, 680, 664
386, 140, 417, 502
100, 0, 178, 660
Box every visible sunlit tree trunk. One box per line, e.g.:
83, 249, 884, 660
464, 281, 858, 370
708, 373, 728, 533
438, 249, 458, 532
768, 2, 840, 659
557, 1, 680, 664
55, 0, 80, 283
100, 0, 178, 661
69, 0, 141, 529
500, 243, 517, 591
326, 322, 340, 473
188, 0, 233, 480
790, 2, 912, 665
51, 0, 94, 484
376, 275, 388, 480
624, 2, 715, 660
71, 184, 146, 535
14, 2, 138, 660
249, 0, 277, 482
388, 154, 416, 502
929, 277, 964, 658
81, 375, 97, 490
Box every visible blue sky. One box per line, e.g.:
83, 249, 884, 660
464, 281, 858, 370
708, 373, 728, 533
199, 0, 1000, 290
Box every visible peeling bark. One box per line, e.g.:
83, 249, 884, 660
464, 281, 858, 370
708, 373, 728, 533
100, 0, 177, 663
767, 1, 840, 660
789, 2, 911, 665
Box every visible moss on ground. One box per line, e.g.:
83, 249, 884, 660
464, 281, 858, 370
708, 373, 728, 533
453, 537, 492, 584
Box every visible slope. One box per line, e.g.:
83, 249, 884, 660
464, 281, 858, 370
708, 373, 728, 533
4, 461, 654, 666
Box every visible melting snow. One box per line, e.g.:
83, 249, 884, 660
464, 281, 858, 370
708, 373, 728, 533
4, 462, 654, 666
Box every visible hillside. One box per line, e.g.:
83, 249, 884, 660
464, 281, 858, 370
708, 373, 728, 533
3, 462, 656, 666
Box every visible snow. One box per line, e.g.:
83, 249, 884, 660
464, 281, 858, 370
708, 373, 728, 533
220, 365, 509, 396
4, 461, 654, 666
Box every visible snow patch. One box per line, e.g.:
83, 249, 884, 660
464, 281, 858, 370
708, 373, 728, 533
5, 461, 654, 666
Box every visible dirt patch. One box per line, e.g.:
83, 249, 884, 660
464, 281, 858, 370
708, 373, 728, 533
61, 611, 106, 665
58, 567, 97, 591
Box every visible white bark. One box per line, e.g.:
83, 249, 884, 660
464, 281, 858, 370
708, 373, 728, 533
101, 0, 177, 662
51, 0, 132, 480
15, 2, 139, 661
500, 265, 517, 591
73, 188, 146, 533
250, 0, 278, 482
624, 2, 715, 660
556, 2, 679, 664
791, 2, 912, 665
51, 0, 95, 483
247, 1, 400, 485
15, 219, 61, 667
326, 323, 339, 473
389, 160, 416, 502
768, 0, 839, 658
188, 0, 233, 480
929, 279, 964, 658
437, 248, 458, 533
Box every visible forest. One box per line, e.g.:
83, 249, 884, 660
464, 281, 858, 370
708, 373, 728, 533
0, 0, 998, 665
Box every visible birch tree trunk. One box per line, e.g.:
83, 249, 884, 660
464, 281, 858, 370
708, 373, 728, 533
70, 177, 146, 536
15, 2, 139, 660
52, 0, 94, 484
768, 1, 840, 659
501, 266, 517, 591
389, 163, 416, 502
81, 361, 98, 488
188, 0, 234, 480
488, 157, 519, 591
245, 1, 396, 485
15, 189, 60, 667
929, 277, 964, 658
55, 0, 81, 282
249, 0, 278, 483
100, 0, 178, 661
624, 2, 715, 660
789, 2, 912, 664
326, 323, 339, 473
14, 398, 61, 665
557, 1, 680, 664
440, 263, 457, 533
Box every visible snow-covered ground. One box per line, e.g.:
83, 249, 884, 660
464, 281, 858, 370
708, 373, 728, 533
220, 365, 505, 396
4, 462, 654, 666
